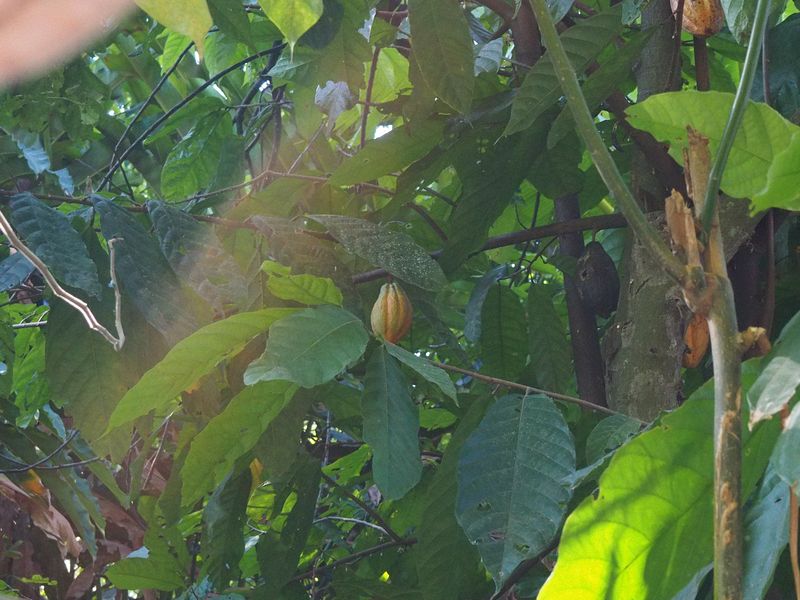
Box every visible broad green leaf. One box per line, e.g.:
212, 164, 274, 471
94, 198, 198, 343
329, 121, 444, 186
105, 556, 185, 592
456, 394, 575, 589
480, 285, 528, 380
751, 131, 800, 211
107, 309, 295, 432
258, 0, 323, 52
207, 0, 254, 49
136, 0, 212, 56
0, 253, 34, 293
527, 284, 573, 394
742, 464, 790, 600
244, 305, 368, 388
310, 215, 447, 291
384, 341, 457, 401
753, 14, 800, 121
626, 90, 798, 202
748, 310, 800, 424
9, 193, 101, 297
182, 381, 297, 506
464, 265, 509, 342
416, 397, 492, 600
254, 388, 313, 479
505, 6, 624, 137
362, 346, 422, 500
262, 260, 343, 306
538, 362, 780, 600
202, 469, 251, 588
585, 414, 641, 464
408, 0, 474, 113
772, 401, 800, 489
148, 201, 248, 312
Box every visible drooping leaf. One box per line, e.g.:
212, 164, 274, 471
771, 400, 800, 489
93, 198, 199, 343
106, 308, 295, 432
105, 554, 185, 592
181, 381, 297, 506
310, 215, 447, 291
748, 310, 800, 425
742, 464, 790, 600
148, 201, 249, 312
202, 468, 251, 588
361, 346, 422, 500
416, 396, 492, 600
384, 341, 457, 401
9, 193, 101, 297
329, 121, 444, 186
258, 0, 323, 52
505, 6, 624, 137
407, 0, 474, 113
457, 394, 575, 589
480, 285, 528, 380
207, 0, 254, 49
464, 264, 509, 342
625, 90, 798, 203
527, 284, 573, 394
136, 0, 213, 56
261, 260, 343, 306
0, 253, 34, 293
244, 305, 368, 388
537, 362, 780, 600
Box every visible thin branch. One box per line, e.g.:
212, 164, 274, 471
0, 431, 78, 474
106, 41, 195, 187
526, 0, 686, 283
313, 516, 390, 536
290, 537, 417, 583
321, 473, 404, 543
699, 0, 769, 232
361, 48, 381, 149
406, 203, 448, 242
0, 210, 124, 350
420, 186, 456, 207
430, 361, 634, 419
98, 44, 286, 190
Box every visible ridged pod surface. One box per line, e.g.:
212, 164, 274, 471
682, 312, 710, 368
371, 282, 413, 343
670, 0, 724, 37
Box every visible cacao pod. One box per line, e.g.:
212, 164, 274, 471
682, 313, 710, 368
670, 0, 724, 37
575, 241, 620, 318
371, 282, 413, 343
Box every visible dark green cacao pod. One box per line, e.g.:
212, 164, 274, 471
575, 241, 620, 318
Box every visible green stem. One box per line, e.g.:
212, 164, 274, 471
525, 0, 685, 284
700, 0, 771, 232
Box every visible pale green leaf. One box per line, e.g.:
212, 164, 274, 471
182, 381, 296, 506
751, 131, 800, 212
262, 260, 343, 306
384, 341, 456, 401
107, 309, 295, 432
538, 362, 780, 600
362, 346, 422, 500
258, 0, 323, 52
244, 306, 368, 388
310, 215, 447, 291
105, 556, 184, 592
626, 90, 798, 202
408, 0, 474, 113
457, 394, 575, 589
136, 0, 212, 56
329, 121, 444, 186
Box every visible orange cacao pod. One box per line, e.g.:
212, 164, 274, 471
670, 0, 724, 37
371, 282, 413, 343
682, 313, 710, 368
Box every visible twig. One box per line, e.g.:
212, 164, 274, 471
699, 0, 770, 233
313, 516, 389, 536
406, 203, 448, 242
420, 186, 456, 207
107, 41, 195, 186
98, 45, 286, 190
290, 537, 417, 583
0, 209, 125, 350
321, 473, 404, 543
0, 431, 78, 474
430, 361, 632, 419
11, 321, 48, 329
141, 415, 171, 493
361, 48, 381, 149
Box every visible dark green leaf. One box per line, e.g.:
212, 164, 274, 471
527, 284, 573, 395
10, 193, 101, 297
384, 341, 457, 401
584, 414, 641, 464
0, 253, 34, 293
362, 346, 422, 500
771, 400, 800, 488
244, 305, 368, 388
106, 556, 184, 592
464, 264, 509, 342
207, 0, 254, 49
310, 215, 447, 291
480, 285, 528, 380
456, 394, 575, 588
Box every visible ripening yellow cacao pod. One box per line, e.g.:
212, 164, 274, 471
682, 312, 710, 368
671, 0, 725, 37
371, 282, 413, 343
